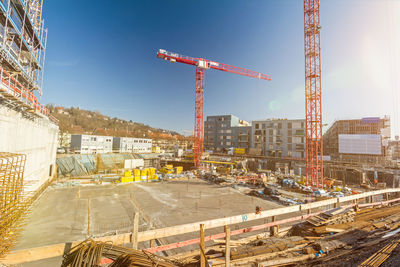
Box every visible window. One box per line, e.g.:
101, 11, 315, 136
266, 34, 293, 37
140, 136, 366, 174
288, 144, 292, 150
262, 123, 266, 129
255, 123, 259, 129
278, 123, 282, 129
288, 129, 292, 136
287, 137, 292, 143
288, 122, 292, 129
269, 129, 273, 135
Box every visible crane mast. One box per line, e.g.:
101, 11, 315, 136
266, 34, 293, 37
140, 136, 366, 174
304, 0, 323, 188
157, 49, 271, 168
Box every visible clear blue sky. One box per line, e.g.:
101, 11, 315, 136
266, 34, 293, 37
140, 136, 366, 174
41, 0, 400, 137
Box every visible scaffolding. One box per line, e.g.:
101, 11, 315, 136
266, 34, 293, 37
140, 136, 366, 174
0, 152, 28, 258
0, 0, 56, 123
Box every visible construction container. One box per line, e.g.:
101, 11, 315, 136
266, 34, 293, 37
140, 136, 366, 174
174, 166, 183, 174
159, 164, 174, 174
134, 175, 141, 182
121, 177, 133, 183
140, 169, 148, 181
234, 148, 246, 155
152, 146, 161, 153
133, 169, 140, 177
124, 171, 132, 177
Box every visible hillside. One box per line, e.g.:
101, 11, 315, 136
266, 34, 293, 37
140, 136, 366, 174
47, 105, 187, 141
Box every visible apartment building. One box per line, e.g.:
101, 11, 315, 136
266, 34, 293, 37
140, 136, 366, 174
251, 119, 306, 158
204, 115, 251, 152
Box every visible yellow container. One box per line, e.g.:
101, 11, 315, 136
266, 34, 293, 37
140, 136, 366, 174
134, 176, 141, 182
140, 169, 148, 176
175, 166, 183, 174
148, 168, 156, 176
234, 148, 246, 155
153, 174, 159, 180
166, 164, 173, 169
133, 169, 140, 177
124, 171, 132, 177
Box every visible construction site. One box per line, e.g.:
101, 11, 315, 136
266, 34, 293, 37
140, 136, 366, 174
1, 1, 400, 267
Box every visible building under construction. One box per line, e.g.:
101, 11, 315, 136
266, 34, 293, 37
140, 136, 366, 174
323, 116, 391, 164
0, 0, 57, 258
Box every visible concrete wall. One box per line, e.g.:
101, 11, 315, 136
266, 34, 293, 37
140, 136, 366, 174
0, 105, 59, 193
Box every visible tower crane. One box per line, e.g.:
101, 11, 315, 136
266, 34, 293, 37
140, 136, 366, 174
157, 49, 271, 168
304, 0, 323, 188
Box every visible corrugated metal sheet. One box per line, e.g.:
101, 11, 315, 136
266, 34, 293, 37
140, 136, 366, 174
339, 134, 381, 155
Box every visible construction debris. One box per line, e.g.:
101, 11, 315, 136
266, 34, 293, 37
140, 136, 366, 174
306, 207, 355, 226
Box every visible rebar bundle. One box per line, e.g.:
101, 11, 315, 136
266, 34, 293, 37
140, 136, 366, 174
62, 239, 181, 267
0, 152, 28, 258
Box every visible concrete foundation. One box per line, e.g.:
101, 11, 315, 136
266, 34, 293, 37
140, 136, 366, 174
0, 104, 59, 193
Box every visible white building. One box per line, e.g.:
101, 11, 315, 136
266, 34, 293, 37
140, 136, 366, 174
70, 134, 113, 154
113, 137, 152, 153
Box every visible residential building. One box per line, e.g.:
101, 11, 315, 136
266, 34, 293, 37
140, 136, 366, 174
204, 115, 251, 152
113, 137, 152, 153
251, 119, 306, 158
323, 116, 391, 162
70, 134, 113, 154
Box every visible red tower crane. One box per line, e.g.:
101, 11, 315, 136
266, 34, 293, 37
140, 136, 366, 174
157, 49, 271, 168
304, 0, 323, 188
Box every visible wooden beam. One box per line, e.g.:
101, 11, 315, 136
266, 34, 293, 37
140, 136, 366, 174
132, 212, 139, 249
200, 224, 205, 267
225, 225, 230, 267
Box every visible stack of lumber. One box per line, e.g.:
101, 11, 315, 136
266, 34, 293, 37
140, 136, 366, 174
307, 207, 355, 226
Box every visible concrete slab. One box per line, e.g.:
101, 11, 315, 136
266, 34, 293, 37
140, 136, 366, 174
16, 179, 284, 265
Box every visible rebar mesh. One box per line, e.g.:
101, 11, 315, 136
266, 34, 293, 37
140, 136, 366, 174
0, 152, 28, 258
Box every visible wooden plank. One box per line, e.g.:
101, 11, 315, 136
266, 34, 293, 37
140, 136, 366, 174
138, 204, 300, 242
225, 225, 230, 267
200, 224, 205, 267
132, 212, 139, 249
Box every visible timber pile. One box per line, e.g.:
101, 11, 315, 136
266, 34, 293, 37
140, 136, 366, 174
61, 239, 182, 267
306, 207, 355, 226
359, 238, 400, 267
230, 236, 308, 260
